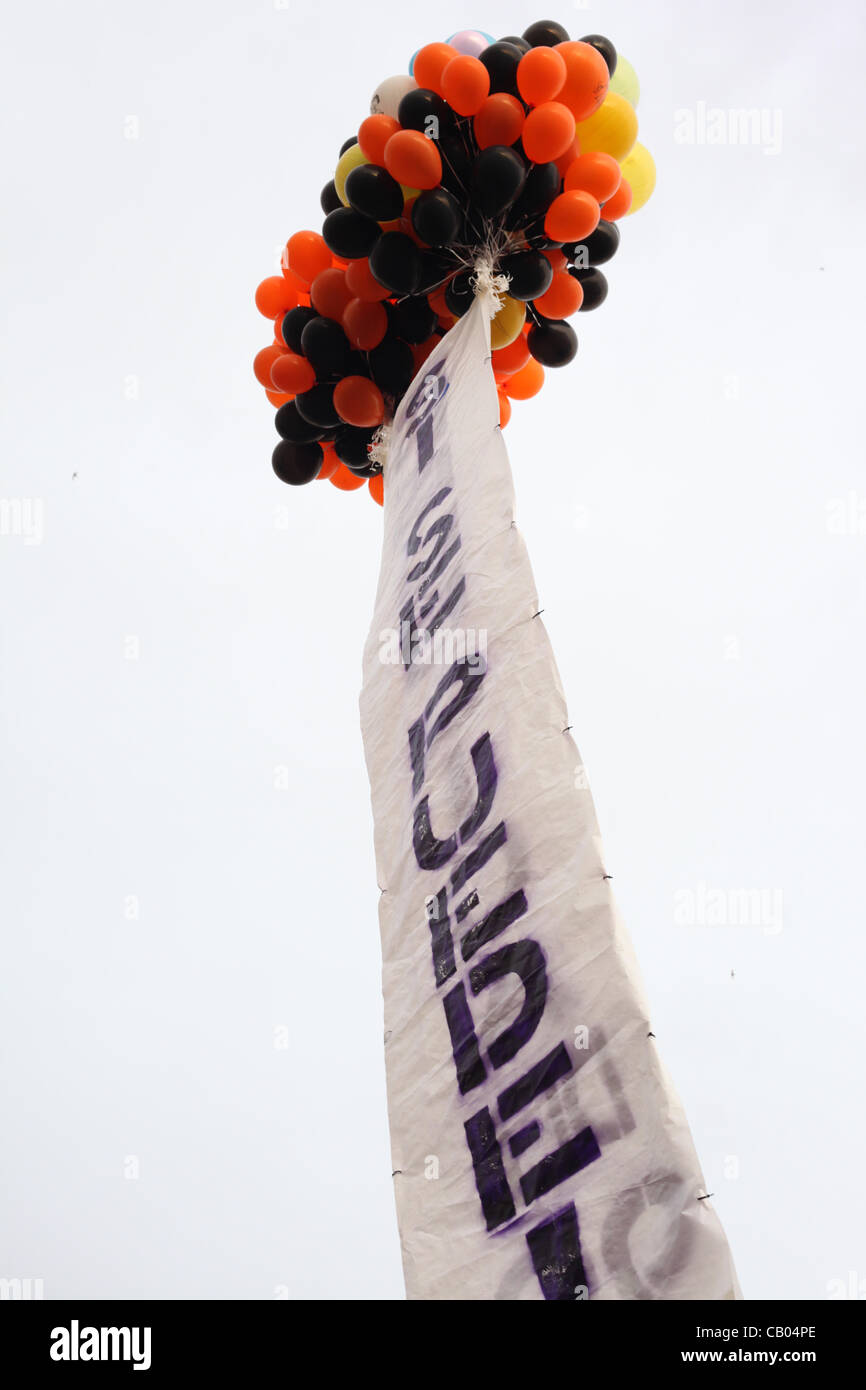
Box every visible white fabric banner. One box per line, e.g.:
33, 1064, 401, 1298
360, 295, 740, 1301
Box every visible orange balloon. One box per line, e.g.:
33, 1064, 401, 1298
534, 270, 583, 318
543, 247, 567, 271
358, 114, 400, 164
270, 352, 315, 394
310, 267, 352, 320
285, 231, 331, 286
555, 40, 609, 122
441, 55, 490, 116
384, 130, 442, 190
522, 102, 576, 163
497, 390, 512, 427
345, 258, 390, 302
330, 462, 366, 491
255, 276, 299, 319
491, 334, 531, 378
254, 344, 284, 387
504, 358, 545, 400
544, 189, 600, 242
474, 93, 525, 150
265, 388, 293, 407
555, 134, 582, 177
517, 47, 566, 105
368, 474, 384, 506
317, 444, 339, 481
280, 261, 309, 296
602, 177, 633, 220
564, 151, 621, 202
414, 42, 458, 95
428, 287, 451, 319
412, 334, 440, 372
333, 375, 385, 428
343, 298, 388, 350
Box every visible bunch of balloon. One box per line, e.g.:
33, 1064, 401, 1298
252, 20, 655, 504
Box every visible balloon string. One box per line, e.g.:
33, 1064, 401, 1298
438, 143, 470, 201
439, 126, 486, 244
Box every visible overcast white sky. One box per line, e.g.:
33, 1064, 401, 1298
1, 0, 865, 1300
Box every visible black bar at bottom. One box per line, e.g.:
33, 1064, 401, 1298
0, 1298, 856, 1376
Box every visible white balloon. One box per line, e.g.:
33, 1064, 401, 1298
370, 73, 417, 118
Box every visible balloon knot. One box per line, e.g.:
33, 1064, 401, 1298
471, 256, 509, 315
368, 424, 390, 472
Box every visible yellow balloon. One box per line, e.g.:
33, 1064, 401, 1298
575, 91, 638, 162
610, 54, 640, 108
620, 142, 656, 214
335, 144, 368, 205
490, 295, 526, 350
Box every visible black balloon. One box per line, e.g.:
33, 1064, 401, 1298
579, 33, 617, 76
437, 135, 474, 201
295, 383, 340, 429
522, 20, 570, 47
479, 41, 524, 93
528, 319, 578, 366
509, 161, 561, 222
415, 247, 460, 294
524, 213, 562, 248
499, 34, 531, 54
281, 306, 317, 354
569, 266, 608, 310
474, 146, 527, 217
335, 425, 376, 469
345, 349, 372, 378
300, 317, 351, 377
567, 219, 620, 267
398, 88, 452, 136
499, 249, 553, 301
339, 135, 357, 155
444, 271, 474, 318
411, 188, 462, 246
369, 232, 422, 295
368, 337, 415, 396
275, 401, 325, 444
389, 296, 437, 344
322, 206, 379, 260
345, 164, 404, 222
320, 180, 341, 214
272, 440, 323, 486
